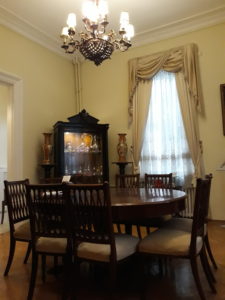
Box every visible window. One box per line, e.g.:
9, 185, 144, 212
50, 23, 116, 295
139, 70, 194, 187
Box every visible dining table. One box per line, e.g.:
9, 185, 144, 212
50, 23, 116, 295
110, 187, 186, 231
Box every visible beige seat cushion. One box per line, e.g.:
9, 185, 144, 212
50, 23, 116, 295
14, 220, 31, 240
138, 228, 203, 256
164, 218, 207, 236
36, 237, 68, 254
77, 234, 139, 262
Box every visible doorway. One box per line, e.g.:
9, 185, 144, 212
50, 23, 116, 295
0, 70, 23, 221
0, 70, 23, 180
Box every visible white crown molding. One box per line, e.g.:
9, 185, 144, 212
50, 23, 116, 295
133, 5, 225, 47
0, 4, 225, 58
0, 5, 70, 59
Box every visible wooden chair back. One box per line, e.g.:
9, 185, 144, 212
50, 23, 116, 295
115, 174, 140, 188
65, 182, 116, 258
26, 183, 68, 239
144, 173, 173, 188
4, 179, 30, 229
190, 175, 212, 255
178, 174, 213, 219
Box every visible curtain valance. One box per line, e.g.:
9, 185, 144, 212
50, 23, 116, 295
128, 43, 203, 123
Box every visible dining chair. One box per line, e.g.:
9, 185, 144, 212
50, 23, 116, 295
26, 183, 71, 300
144, 173, 173, 188
166, 174, 217, 271
3, 179, 31, 276
134, 173, 173, 237
65, 182, 139, 295
115, 173, 140, 188
115, 173, 141, 236
138, 176, 217, 300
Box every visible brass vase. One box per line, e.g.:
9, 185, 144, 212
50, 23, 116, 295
117, 133, 128, 162
42, 132, 52, 164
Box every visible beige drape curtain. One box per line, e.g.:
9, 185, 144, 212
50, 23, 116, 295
175, 72, 204, 177
73, 59, 82, 112
131, 80, 152, 173
128, 43, 204, 177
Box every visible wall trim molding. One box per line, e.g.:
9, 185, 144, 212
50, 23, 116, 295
0, 5, 225, 58
133, 5, 225, 47
0, 4, 68, 59
0, 70, 23, 180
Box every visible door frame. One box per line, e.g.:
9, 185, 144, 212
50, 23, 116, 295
0, 70, 23, 179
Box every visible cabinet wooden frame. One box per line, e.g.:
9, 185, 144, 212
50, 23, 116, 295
53, 110, 109, 183
220, 84, 225, 135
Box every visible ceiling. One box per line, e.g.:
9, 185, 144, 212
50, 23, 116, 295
0, 0, 225, 59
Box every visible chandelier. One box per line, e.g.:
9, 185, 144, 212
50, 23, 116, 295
60, 0, 134, 66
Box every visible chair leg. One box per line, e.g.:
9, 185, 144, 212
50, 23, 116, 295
54, 255, 59, 278
62, 254, 73, 300
146, 226, 151, 235
201, 246, 216, 283
109, 263, 117, 293
136, 225, 142, 239
1, 201, 5, 224
41, 254, 46, 283
24, 242, 32, 264
200, 248, 217, 293
205, 233, 218, 270
27, 253, 38, 300
190, 256, 206, 300
116, 223, 122, 234
4, 236, 16, 276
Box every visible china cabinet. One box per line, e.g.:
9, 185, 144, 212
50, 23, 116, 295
53, 110, 109, 183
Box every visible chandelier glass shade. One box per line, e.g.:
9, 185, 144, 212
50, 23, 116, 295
60, 0, 134, 65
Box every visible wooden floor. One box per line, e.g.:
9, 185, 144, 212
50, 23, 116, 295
0, 221, 224, 300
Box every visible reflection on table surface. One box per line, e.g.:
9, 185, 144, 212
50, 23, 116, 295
110, 187, 186, 206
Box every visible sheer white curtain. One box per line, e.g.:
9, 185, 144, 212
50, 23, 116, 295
139, 70, 194, 186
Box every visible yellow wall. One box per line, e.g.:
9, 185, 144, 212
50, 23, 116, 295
81, 22, 225, 220
0, 25, 76, 182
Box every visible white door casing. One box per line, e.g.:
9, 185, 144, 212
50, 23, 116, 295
0, 70, 23, 180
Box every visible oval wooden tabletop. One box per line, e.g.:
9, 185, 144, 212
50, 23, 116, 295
110, 188, 186, 221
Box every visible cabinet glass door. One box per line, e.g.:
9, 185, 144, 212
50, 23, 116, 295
64, 132, 103, 183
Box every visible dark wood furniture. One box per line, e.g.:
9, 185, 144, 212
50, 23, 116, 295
40, 163, 55, 179
114, 174, 141, 236
26, 183, 70, 300
145, 173, 173, 188
110, 188, 186, 232
65, 182, 139, 295
173, 174, 217, 270
4, 179, 31, 276
53, 109, 109, 184
137, 176, 216, 300
115, 173, 140, 188
140, 173, 174, 234
112, 161, 133, 175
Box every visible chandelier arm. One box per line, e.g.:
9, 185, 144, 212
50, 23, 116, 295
60, 1, 134, 65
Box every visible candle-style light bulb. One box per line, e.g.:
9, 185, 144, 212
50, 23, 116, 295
83, 1, 98, 22
120, 11, 129, 29
61, 27, 69, 37
125, 24, 134, 40
98, 0, 108, 18
67, 13, 76, 28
